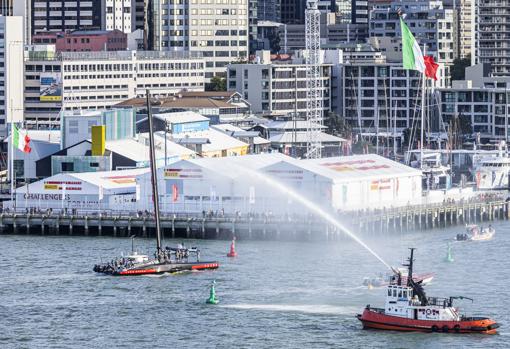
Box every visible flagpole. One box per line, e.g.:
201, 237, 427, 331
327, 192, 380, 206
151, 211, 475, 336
420, 45, 426, 170
10, 121, 14, 209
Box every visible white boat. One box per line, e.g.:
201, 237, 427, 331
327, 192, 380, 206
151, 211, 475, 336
472, 142, 510, 190
470, 225, 495, 241
456, 225, 495, 242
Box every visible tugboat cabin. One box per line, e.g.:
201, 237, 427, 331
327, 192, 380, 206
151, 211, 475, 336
384, 284, 460, 321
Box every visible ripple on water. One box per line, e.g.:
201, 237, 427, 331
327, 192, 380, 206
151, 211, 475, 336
0, 227, 509, 348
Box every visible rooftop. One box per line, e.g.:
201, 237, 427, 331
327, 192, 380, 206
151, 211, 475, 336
306, 154, 422, 181
268, 131, 346, 144
117, 97, 235, 109
212, 124, 270, 145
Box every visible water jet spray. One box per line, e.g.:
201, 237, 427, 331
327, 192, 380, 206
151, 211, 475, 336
235, 165, 393, 271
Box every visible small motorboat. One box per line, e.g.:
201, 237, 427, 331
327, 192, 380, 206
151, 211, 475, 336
470, 225, 495, 241
357, 248, 499, 334
456, 225, 495, 242
363, 268, 434, 288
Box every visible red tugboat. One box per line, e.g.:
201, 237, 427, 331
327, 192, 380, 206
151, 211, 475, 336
357, 248, 499, 334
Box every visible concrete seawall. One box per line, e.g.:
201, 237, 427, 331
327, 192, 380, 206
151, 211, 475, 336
0, 200, 508, 240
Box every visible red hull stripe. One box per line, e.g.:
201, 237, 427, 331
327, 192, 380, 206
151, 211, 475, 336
119, 269, 157, 275
191, 263, 219, 270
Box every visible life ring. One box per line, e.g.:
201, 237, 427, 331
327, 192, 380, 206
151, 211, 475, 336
426, 309, 432, 315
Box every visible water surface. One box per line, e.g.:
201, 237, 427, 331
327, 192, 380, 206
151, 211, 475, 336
1, 224, 509, 348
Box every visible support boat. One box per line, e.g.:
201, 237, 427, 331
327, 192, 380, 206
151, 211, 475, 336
357, 248, 499, 334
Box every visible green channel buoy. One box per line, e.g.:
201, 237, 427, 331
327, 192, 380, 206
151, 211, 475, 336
445, 243, 454, 263
206, 280, 219, 305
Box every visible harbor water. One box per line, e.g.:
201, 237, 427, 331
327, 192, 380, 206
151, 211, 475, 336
1, 223, 509, 348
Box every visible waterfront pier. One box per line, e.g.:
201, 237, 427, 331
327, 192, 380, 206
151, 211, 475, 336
0, 199, 508, 240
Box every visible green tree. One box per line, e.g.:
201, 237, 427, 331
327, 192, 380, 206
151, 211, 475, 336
451, 57, 471, 81
207, 76, 227, 91
325, 112, 352, 139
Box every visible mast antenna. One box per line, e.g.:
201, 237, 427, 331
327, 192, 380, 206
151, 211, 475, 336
146, 90, 162, 258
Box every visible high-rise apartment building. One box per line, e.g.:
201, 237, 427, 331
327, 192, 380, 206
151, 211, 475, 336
456, 0, 473, 59
13, 0, 31, 44
148, 0, 249, 80
281, 0, 306, 24
0, 0, 12, 15
475, 0, 510, 75
226, 51, 332, 117
370, 0, 456, 83
102, 0, 133, 33
0, 16, 24, 137
257, 0, 280, 22
351, 0, 368, 24
32, 0, 102, 35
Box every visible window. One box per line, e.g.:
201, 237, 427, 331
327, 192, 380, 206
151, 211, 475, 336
61, 162, 74, 172
89, 162, 99, 168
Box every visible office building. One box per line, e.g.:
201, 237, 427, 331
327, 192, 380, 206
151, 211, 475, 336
436, 64, 510, 139
226, 51, 332, 118
102, 0, 133, 33
24, 46, 205, 128
281, 0, 306, 24
148, 0, 248, 80
31, 0, 102, 35
0, 16, 24, 137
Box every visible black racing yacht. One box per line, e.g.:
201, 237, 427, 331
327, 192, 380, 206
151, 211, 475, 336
93, 90, 219, 276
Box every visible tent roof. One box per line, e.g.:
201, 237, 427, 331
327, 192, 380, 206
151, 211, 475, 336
305, 154, 422, 181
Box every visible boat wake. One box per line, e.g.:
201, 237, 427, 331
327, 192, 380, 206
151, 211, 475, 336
221, 303, 358, 315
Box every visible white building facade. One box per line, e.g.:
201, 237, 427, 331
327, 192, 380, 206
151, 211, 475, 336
24, 48, 205, 128
0, 16, 24, 137
227, 52, 332, 117
102, 0, 133, 33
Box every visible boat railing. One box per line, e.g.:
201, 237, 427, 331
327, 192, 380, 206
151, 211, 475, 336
426, 297, 452, 308
366, 306, 385, 314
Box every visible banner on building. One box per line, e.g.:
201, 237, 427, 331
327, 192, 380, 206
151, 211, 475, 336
40, 73, 62, 102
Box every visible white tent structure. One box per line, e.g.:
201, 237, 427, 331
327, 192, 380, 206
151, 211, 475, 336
11, 153, 422, 214
136, 153, 423, 214
11, 168, 149, 212
305, 154, 423, 210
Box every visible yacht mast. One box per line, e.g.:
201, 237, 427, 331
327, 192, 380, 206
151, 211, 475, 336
146, 90, 162, 257
420, 45, 426, 170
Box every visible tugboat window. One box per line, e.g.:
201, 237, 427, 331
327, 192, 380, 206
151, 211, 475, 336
398, 290, 402, 298
388, 289, 391, 296
403, 291, 407, 298
393, 289, 397, 297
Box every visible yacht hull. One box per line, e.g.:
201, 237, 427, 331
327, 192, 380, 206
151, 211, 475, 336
95, 261, 219, 276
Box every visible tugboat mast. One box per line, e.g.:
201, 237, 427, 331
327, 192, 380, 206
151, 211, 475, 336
146, 90, 162, 258
405, 248, 415, 287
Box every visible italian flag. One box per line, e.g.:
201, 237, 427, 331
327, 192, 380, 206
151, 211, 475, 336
13, 125, 31, 153
400, 17, 426, 73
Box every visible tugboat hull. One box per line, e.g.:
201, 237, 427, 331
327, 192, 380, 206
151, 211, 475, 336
357, 308, 499, 334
